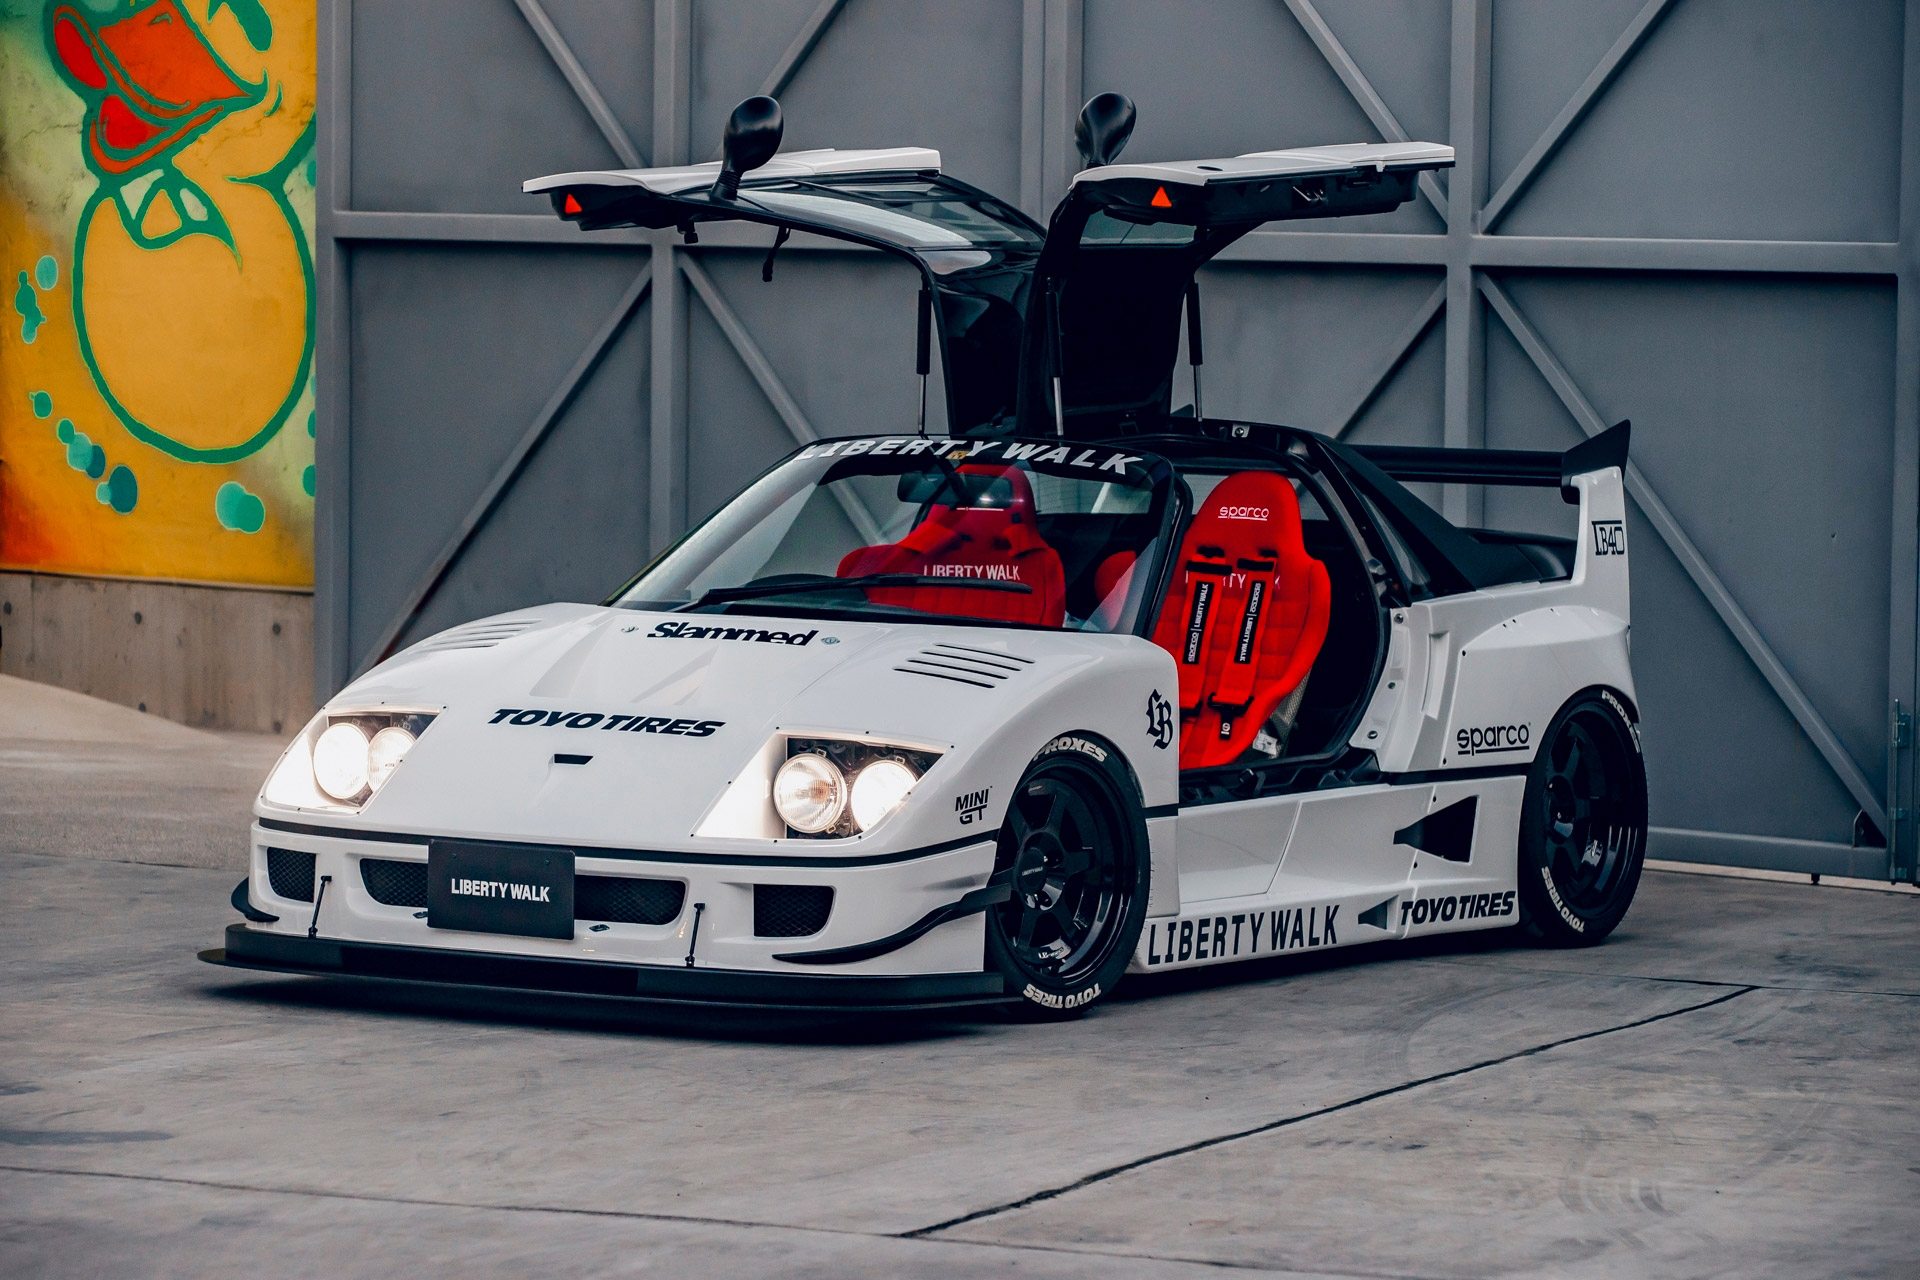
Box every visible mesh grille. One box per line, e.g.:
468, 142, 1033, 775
754, 884, 834, 938
265, 848, 315, 902
360, 858, 428, 908
576, 875, 685, 925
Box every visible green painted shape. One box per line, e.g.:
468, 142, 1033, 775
306, 409, 315, 437
69, 118, 316, 465
100, 465, 138, 514
65, 429, 94, 471
301, 464, 315, 496
215, 480, 265, 533
30, 391, 52, 418
15, 272, 46, 343
35, 256, 58, 290
86, 444, 107, 479
56, 418, 74, 444
209, 0, 274, 51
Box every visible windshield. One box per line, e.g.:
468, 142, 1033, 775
617, 436, 1174, 633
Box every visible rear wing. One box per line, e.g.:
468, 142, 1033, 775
1352, 421, 1630, 502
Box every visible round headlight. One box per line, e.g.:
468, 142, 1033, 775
850, 758, 917, 831
773, 753, 847, 834
366, 725, 416, 791
313, 723, 371, 801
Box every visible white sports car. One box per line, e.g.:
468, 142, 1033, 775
204, 95, 1647, 1017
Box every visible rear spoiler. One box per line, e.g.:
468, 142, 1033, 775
1352, 421, 1629, 499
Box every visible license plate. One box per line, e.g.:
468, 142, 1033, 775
427, 841, 574, 940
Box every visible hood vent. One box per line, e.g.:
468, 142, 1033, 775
414, 616, 544, 653
895, 642, 1033, 689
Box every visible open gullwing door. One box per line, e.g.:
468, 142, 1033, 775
1018, 139, 1454, 440
525, 100, 1042, 436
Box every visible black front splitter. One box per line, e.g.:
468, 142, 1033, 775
200, 924, 1010, 1013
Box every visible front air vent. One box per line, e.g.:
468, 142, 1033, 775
361, 857, 428, 908
576, 875, 685, 926
266, 848, 316, 902
413, 616, 543, 653
895, 642, 1033, 689
754, 885, 834, 938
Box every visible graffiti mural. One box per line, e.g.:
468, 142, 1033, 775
0, 0, 314, 583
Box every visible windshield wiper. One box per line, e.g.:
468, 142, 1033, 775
681, 573, 1032, 611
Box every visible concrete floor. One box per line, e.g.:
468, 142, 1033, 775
2, 677, 1917, 1278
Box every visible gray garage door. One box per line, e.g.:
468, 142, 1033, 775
314, 0, 1920, 883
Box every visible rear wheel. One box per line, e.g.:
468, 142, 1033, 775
986, 738, 1148, 1018
1517, 691, 1648, 946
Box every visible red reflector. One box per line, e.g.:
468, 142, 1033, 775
1150, 185, 1173, 209
563, 193, 583, 214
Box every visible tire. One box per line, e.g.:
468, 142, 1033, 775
985, 735, 1150, 1018
1517, 690, 1649, 947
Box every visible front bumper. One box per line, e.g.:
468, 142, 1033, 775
202, 924, 1009, 1011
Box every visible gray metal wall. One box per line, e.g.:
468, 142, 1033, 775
315, 0, 1920, 882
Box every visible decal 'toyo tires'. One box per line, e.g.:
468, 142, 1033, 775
986, 733, 1150, 1018
1517, 690, 1648, 947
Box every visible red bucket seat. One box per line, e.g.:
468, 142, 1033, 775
1149, 470, 1330, 767
837, 464, 1066, 626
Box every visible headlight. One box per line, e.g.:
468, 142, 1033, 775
262, 709, 436, 812
773, 753, 846, 833
313, 723, 371, 801
366, 726, 416, 790
850, 758, 917, 829
772, 738, 939, 838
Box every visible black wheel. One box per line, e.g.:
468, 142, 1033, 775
986, 737, 1149, 1018
1517, 690, 1648, 946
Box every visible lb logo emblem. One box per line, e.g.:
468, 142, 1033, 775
1146, 689, 1175, 749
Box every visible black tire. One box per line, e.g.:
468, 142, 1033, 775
985, 736, 1149, 1018
1517, 690, 1648, 946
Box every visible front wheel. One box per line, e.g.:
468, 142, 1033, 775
985, 737, 1149, 1018
1517, 691, 1649, 946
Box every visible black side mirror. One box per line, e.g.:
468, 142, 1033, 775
1075, 92, 1136, 169
712, 96, 783, 201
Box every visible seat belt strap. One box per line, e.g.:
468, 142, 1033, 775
1212, 555, 1277, 739
1176, 560, 1230, 712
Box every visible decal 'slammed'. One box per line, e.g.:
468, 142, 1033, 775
649, 621, 816, 645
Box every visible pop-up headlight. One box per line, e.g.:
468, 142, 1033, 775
263, 709, 437, 812
772, 738, 938, 838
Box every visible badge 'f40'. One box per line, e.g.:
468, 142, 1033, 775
202, 94, 1647, 1018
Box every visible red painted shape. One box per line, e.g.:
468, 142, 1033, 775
1150, 185, 1173, 209
100, 95, 161, 151
563, 193, 583, 214
96, 0, 249, 113
52, 12, 109, 89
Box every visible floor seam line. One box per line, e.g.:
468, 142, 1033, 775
0, 1162, 1446, 1279
898, 985, 1757, 1239
1426, 957, 1920, 1000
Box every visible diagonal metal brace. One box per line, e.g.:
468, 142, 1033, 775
1479, 274, 1889, 837
359, 264, 654, 674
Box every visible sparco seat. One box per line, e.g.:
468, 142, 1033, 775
837, 463, 1066, 626
1149, 470, 1330, 768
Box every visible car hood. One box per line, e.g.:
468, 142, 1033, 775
266, 603, 1098, 852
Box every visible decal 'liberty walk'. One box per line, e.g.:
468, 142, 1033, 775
1140, 903, 1341, 969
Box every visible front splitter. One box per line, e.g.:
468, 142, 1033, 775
201, 924, 1009, 1012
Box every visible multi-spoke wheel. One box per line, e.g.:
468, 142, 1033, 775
1517, 691, 1648, 946
986, 739, 1148, 1017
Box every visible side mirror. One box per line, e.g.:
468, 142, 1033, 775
711, 96, 783, 201
1075, 92, 1136, 169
